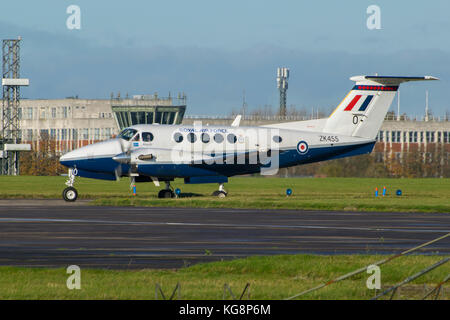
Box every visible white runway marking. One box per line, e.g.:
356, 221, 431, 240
0, 217, 448, 234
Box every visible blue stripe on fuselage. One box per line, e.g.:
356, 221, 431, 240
60, 142, 375, 179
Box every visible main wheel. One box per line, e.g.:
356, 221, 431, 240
212, 190, 227, 198
63, 187, 78, 202
158, 189, 174, 198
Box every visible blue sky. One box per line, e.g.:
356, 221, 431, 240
1, 0, 449, 116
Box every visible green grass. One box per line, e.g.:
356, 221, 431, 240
0, 255, 448, 299
0, 176, 449, 213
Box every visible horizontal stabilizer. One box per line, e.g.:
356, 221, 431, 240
350, 75, 438, 86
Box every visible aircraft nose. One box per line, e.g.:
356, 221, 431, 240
59, 138, 123, 168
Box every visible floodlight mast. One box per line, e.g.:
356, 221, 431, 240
1, 37, 30, 175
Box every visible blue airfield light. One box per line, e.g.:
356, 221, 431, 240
286, 188, 292, 197
396, 189, 402, 196
175, 188, 181, 196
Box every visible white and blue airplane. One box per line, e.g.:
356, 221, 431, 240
59, 75, 437, 201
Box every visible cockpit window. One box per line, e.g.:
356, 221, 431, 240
118, 128, 138, 141
142, 132, 154, 142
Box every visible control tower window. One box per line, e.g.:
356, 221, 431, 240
118, 128, 138, 141
142, 132, 154, 142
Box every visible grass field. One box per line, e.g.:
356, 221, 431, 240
0, 176, 448, 212
0, 255, 448, 300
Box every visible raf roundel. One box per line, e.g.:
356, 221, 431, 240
297, 141, 309, 154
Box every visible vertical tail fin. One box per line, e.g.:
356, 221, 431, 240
323, 76, 438, 139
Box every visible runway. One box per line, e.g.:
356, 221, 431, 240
0, 200, 449, 269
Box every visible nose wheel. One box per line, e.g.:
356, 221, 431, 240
63, 187, 78, 202
63, 168, 78, 202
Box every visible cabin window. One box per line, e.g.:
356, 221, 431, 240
214, 133, 224, 143
273, 135, 282, 143
173, 132, 183, 143
227, 133, 237, 144
142, 132, 154, 142
187, 132, 197, 143
201, 133, 210, 143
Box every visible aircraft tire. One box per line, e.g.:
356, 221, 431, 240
63, 187, 78, 202
158, 189, 174, 199
212, 190, 227, 198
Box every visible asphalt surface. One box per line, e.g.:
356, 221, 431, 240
0, 200, 449, 269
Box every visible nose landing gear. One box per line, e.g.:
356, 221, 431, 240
63, 168, 78, 202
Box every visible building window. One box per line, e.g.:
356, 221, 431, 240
26, 107, 33, 120
72, 129, 78, 141
50, 129, 56, 139
62, 106, 68, 118
414, 132, 418, 143
94, 128, 100, 140
27, 129, 33, 141
378, 131, 384, 142
18, 108, 22, 120
40, 129, 49, 139
61, 129, 67, 140
444, 132, 449, 143
105, 128, 112, 139
52, 108, 57, 118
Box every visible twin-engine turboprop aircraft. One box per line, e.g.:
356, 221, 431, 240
59, 75, 437, 201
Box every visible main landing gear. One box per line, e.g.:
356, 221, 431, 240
158, 181, 175, 198
212, 183, 227, 198
63, 168, 78, 202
